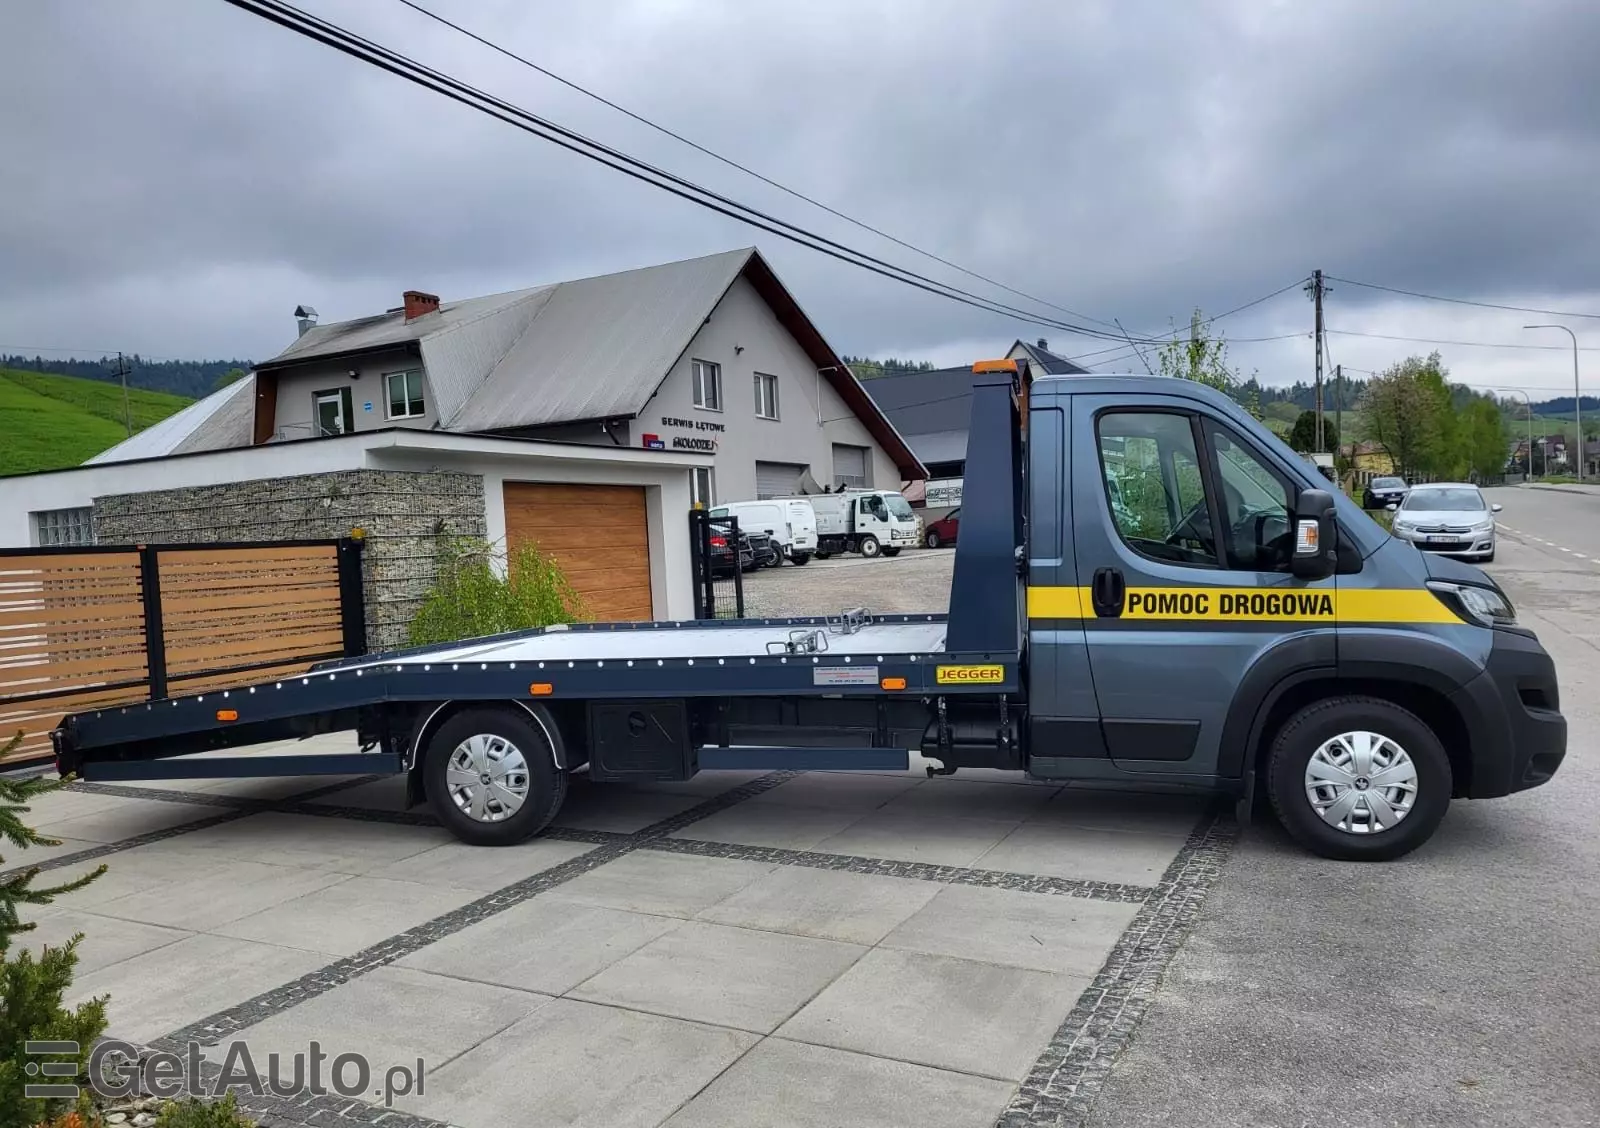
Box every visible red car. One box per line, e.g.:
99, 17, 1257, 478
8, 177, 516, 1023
923, 508, 959, 548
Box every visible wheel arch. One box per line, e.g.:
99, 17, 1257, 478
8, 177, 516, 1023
1224, 632, 1483, 800
403, 699, 575, 807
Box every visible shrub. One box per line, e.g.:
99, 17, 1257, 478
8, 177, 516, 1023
153, 1093, 257, 1127
1, 731, 109, 1128
408, 537, 584, 646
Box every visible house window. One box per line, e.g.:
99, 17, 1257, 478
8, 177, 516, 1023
34, 507, 94, 547
691, 467, 715, 509
314, 388, 353, 437
754, 372, 779, 420
692, 359, 722, 411
385, 369, 425, 419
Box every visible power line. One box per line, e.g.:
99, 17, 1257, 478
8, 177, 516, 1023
1325, 276, 1600, 321
1064, 277, 1313, 365
221, 0, 1151, 347
1326, 328, 1600, 352
391, 0, 1124, 333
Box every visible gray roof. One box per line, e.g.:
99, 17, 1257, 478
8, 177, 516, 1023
448, 249, 750, 431
905, 429, 968, 465
860, 366, 982, 440
86, 376, 257, 464
261, 249, 754, 434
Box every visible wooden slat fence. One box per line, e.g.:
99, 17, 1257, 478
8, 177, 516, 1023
1, 539, 365, 765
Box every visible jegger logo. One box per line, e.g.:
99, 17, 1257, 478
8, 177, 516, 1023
1123, 588, 1336, 620
936, 664, 1006, 684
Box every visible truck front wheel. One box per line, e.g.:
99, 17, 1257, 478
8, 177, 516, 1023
424, 706, 567, 846
858, 535, 881, 558
1266, 695, 1451, 861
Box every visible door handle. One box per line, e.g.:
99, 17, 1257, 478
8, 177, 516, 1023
1091, 567, 1125, 618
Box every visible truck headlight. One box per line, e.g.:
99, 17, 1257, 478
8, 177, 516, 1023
1427, 580, 1517, 628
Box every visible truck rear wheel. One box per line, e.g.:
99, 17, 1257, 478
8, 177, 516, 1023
858, 535, 881, 558
424, 706, 567, 846
790, 552, 810, 565
1265, 695, 1451, 861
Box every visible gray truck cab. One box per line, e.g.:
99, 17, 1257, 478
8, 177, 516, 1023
1022, 373, 1565, 859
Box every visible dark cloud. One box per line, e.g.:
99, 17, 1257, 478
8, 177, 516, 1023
2, 0, 1597, 393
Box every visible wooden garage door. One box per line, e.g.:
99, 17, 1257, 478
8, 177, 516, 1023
502, 482, 653, 622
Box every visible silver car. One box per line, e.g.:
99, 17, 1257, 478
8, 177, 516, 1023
1389, 483, 1502, 563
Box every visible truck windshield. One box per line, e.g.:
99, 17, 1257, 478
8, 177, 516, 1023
885, 494, 914, 520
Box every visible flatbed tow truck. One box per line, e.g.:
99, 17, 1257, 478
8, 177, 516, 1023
53, 360, 1566, 860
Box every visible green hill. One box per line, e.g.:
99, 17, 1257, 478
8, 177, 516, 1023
0, 368, 194, 476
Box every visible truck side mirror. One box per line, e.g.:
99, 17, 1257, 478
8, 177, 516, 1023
1292, 487, 1337, 580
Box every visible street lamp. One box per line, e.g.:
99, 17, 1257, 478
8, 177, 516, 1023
1524, 324, 1583, 482
1496, 388, 1535, 482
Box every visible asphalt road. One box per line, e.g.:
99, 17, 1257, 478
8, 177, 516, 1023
1491, 482, 1600, 569
1087, 503, 1600, 1128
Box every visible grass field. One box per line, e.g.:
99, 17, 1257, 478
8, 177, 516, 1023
0, 368, 193, 476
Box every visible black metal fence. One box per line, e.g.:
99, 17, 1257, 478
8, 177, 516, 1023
688, 510, 746, 620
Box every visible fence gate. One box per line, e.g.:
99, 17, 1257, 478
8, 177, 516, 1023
688, 510, 745, 620
0, 538, 366, 767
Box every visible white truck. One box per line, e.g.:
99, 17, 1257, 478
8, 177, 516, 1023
708, 499, 819, 565
795, 489, 920, 558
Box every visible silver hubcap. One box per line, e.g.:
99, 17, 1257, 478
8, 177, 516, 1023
446, 734, 530, 823
1304, 730, 1418, 835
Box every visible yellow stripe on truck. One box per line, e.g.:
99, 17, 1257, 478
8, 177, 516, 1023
1025, 586, 1460, 624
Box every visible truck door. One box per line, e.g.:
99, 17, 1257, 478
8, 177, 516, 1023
1023, 399, 1102, 766
1069, 395, 1337, 777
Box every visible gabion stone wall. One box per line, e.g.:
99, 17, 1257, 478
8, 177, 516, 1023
93, 469, 486, 652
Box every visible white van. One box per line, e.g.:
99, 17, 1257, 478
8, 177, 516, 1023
709, 499, 819, 564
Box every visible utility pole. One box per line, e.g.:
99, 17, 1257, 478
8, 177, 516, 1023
1308, 269, 1325, 452
1334, 363, 1343, 476
114, 351, 133, 437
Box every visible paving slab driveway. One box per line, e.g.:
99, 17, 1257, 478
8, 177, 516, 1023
5, 746, 1222, 1128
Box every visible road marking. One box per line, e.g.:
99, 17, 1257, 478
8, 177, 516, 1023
1559, 546, 1573, 553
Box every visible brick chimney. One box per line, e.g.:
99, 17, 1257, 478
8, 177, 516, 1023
402, 290, 440, 320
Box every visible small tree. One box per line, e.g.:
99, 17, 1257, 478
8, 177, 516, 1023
0, 732, 109, 1127
1287, 411, 1338, 454
408, 538, 585, 646
1156, 309, 1253, 394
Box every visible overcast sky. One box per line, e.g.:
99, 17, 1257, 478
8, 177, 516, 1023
5, 0, 1599, 400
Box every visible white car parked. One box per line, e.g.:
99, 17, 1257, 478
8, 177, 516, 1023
708, 499, 818, 565
1389, 483, 1502, 563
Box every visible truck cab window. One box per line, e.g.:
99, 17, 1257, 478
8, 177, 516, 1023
1096, 412, 1218, 566
1202, 421, 1294, 573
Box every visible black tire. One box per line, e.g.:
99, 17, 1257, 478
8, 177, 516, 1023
883, 547, 901, 557
790, 552, 810, 566
858, 535, 881, 558
815, 551, 832, 560
425, 706, 567, 846
1362, 492, 1376, 510
1265, 695, 1451, 861
925, 531, 941, 549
